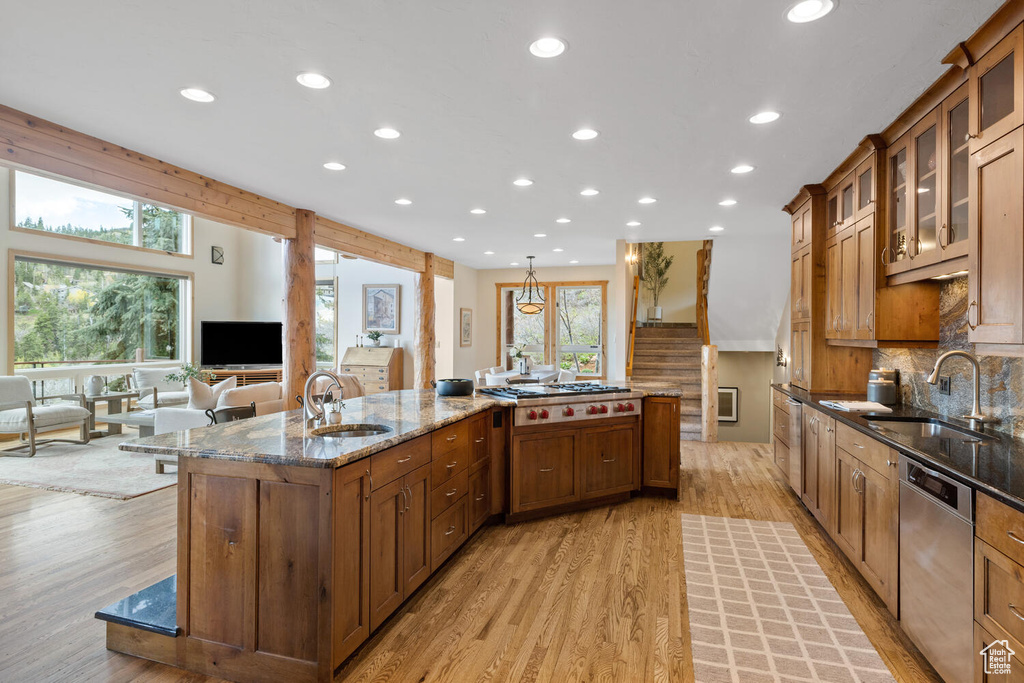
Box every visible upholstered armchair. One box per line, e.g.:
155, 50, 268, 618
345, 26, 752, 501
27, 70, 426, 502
131, 367, 188, 409
0, 376, 91, 457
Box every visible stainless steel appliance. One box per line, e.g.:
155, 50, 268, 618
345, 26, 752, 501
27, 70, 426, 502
786, 398, 803, 496
478, 383, 643, 427
899, 455, 974, 683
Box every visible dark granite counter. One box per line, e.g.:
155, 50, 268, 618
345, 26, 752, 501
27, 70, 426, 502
774, 383, 1024, 512
95, 575, 178, 637
119, 390, 512, 469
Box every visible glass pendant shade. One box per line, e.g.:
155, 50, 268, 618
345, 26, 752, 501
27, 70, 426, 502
516, 256, 545, 315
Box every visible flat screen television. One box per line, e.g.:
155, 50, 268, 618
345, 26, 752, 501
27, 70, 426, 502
201, 321, 283, 368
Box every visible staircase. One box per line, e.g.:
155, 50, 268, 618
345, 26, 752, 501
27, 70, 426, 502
631, 323, 704, 441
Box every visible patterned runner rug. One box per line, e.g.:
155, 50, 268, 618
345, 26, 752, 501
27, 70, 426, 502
682, 514, 895, 683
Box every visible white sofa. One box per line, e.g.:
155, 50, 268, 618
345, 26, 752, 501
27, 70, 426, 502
153, 381, 286, 435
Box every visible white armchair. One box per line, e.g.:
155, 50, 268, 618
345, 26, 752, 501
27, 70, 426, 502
132, 367, 188, 409
0, 376, 91, 457
474, 366, 502, 387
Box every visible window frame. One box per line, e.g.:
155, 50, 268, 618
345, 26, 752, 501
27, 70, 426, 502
494, 280, 608, 380
315, 276, 339, 368
9, 169, 195, 259
7, 249, 195, 373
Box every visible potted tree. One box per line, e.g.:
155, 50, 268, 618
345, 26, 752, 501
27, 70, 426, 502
641, 242, 674, 321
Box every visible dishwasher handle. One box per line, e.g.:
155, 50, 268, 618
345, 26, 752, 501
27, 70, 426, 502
899, 455, 974, 523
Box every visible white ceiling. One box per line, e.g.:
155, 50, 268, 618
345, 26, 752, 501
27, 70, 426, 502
0, 0, 1002, 269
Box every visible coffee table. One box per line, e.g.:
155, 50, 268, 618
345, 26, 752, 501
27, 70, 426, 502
103, 410, 155, 438
83, 391, 140, 438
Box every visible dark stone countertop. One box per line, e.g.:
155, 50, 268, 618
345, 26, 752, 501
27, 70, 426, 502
773, 383, 1024, 513
94, 575, 178, 637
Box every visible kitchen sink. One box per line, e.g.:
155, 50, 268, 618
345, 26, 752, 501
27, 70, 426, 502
310, 423, 392, 438
863, 416, 987, 442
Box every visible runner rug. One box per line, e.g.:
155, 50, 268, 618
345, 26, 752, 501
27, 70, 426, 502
681, 513, 896, 683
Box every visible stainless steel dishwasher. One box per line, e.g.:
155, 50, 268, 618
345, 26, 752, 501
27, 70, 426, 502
899, 455, 974, 683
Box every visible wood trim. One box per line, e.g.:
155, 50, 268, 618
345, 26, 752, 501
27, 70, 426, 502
783, 184, 826, 215
314, 216, 424, 273
283, 210, 316, 411
435, 257, 454, 280
8, 224, 195, 260
701, 345, 718, 443
820, 135, 888, 192
414, 253, 436, 389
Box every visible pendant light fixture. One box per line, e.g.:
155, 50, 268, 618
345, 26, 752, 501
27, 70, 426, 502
516, 256, 545, 315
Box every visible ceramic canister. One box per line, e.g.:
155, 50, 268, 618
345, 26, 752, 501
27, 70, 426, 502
867, 379, 897, 405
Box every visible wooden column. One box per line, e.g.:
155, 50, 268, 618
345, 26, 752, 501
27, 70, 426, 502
283, 209, 317, 410
414, 253, 436, 389
701, 344, 719, 443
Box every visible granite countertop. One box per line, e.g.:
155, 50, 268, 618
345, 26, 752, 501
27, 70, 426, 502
119, 390, 512, 469
621, 380, 688, 397
773, 383, 1024, 512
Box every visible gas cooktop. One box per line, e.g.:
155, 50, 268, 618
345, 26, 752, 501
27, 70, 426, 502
478, 383, 632, 401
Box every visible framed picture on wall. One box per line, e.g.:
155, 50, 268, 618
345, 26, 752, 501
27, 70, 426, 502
460, 308, 473, 347
718, 387, 738, 422
363, 284, 401, 334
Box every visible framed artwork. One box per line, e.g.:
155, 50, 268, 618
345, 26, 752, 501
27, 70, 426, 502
718, 387, 738, 422
460, 308, 473, 347
211, 246, 224, 265
362, 284, 400, 334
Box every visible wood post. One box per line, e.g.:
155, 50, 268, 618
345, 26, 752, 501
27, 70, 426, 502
414, 253, 436, 389
283, 209, 317, 410
701, 344, 718, 443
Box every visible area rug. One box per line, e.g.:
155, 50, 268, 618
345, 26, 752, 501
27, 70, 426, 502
0, 437, 175, 500
681, 514, 895, 683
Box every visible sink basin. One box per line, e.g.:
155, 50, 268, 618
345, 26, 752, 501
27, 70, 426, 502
310, 423, 392, 438
864, 416, 987, 442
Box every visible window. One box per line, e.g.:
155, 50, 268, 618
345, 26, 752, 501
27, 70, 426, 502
315, 247, 338, 263
497, 281, 607, 378
13, 256, 189, 369
13, 170, 192, 255
315, 279, 337, 366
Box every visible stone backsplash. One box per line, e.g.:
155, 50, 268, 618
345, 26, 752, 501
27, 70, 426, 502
874, 277, 1024, 439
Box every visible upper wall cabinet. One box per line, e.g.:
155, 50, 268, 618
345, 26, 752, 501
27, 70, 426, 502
827, 173, 856, 238
969, 24, 1023, 155
792, 202, 810, 253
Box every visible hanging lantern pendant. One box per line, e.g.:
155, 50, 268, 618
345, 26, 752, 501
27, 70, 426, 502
516, 256, 545, 315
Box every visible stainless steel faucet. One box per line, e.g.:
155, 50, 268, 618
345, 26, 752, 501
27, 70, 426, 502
926, 350, 986, 425
303, 370, 342, 423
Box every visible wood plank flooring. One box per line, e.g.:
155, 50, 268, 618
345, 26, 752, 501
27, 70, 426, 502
0, 441, 939, 682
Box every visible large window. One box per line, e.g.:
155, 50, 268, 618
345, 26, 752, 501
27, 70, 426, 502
315, 279, 337, 366
497, 281, 606, 377
13, 256, 188, 369
13, 170, 192, 255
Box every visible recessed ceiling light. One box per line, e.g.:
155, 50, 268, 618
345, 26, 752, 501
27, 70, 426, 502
394, 198, 412, 205
626, 221, 641, 227
453, 237, 465, 242
180, 88, 215, 103
529, 37, 567, 58
638, 196, 657, 204
510, 262, 520, 266
731, 164, 755, 174
323, 162, 346, 171
718, 199, 738, 206
572, 128, 599, 140
534, 233, 547, 238
709, 226, 725, 232
484, 251, 495, 255
296, 72, 331, 89
749, 111, 781, 124
374, 128, 401, 139
580, 188, 599, 196
786, 0, 836, 23
569, 260, 579, 264
553, 248, 564, 252
470, 208, 487, 214
513, 178, 534, 187
556, 218, 572, 224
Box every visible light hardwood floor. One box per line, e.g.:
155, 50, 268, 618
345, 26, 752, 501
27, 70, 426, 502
0, 441, 939, 682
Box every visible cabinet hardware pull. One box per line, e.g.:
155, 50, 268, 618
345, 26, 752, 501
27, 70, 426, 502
399, 486, 407, 515
938, 224, 948, 249
968, 301, 979, 331
366, 470, 372, 500
446, 461, 458, 469
880, 246, 891, 267
1007, 531, 1024, 546
539, 467, 555, 473
445, 488, 457, 497
825, 425, 833, 433
853, 443, 865, 449
474, 438, 486, 443
1010, 604, 1024, 623
445, 525, 456, 536
886, 459, 897, 468
396, 456, 412, 464
602, 456, 616, 463
446, 434, 457, 442
866, 312, 873, 330
475, 494, 486, 501
786, 400, 801, 406
966, 132, 977, 141
405, 485, 412, 512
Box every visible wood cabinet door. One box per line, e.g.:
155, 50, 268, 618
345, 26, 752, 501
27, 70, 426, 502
826, 185, 841, 237
469, 463, 491, 532
854, 155, 876, 223
801, 410, 820, 513
402, 465, 431, 598
858, 463, 898, 611
642, 397, 680, 489
800, 248, 813, 318
511, 429, 579, 513
908, 108, 942, 267
833, 449, 863, 565
969, 126, 1024, 344
791, 209, 805, 252
368, 478, 405, 632
838, 226, 859, 339
838, 172, 856, 231
940, 82, 971, 261
581, 423, 637, 499
817, 417, 836, 531
791, 251, 803, 320
970, 24, 1024, 155
825, 236, 841, 339
885, 133, 912, 276
790, 321, 809, 388
333, 463, 371, 667
470, 412, 489, 467
853, 216, 877, 340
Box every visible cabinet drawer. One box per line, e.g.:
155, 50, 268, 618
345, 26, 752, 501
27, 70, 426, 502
470, 413, 489, 466
976, 539, 1024, 655
774, 440, 789, 480
979, 493, 1024, 568
370, 435, 431, 489
431, 444, 469, 487
976, 620, 1024, 682
430, 469, 468, 519
432, 419, 470, 458
773, 408, 790, 445
431, 496, 468, 571
772, 390, 791, 414
835, 422, 892, 476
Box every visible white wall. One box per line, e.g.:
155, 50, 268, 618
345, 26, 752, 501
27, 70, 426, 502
452, 262, 480, 379
773, 293, 792, 384
0, 165, 284, 371
639, 240, 702, 323
315, 257, 417, 388
707, 235, 790, 351
472, 264, 622, 381
435, 275, 454, 378
718, 351, 774, 443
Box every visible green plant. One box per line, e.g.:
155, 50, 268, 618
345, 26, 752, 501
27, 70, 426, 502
641, 242, 674, 308
165, 362, 215, 385
366, 330, 384, 343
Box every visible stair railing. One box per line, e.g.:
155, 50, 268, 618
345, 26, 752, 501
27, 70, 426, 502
696, 240, 713, 346
626, 275, 639, 376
